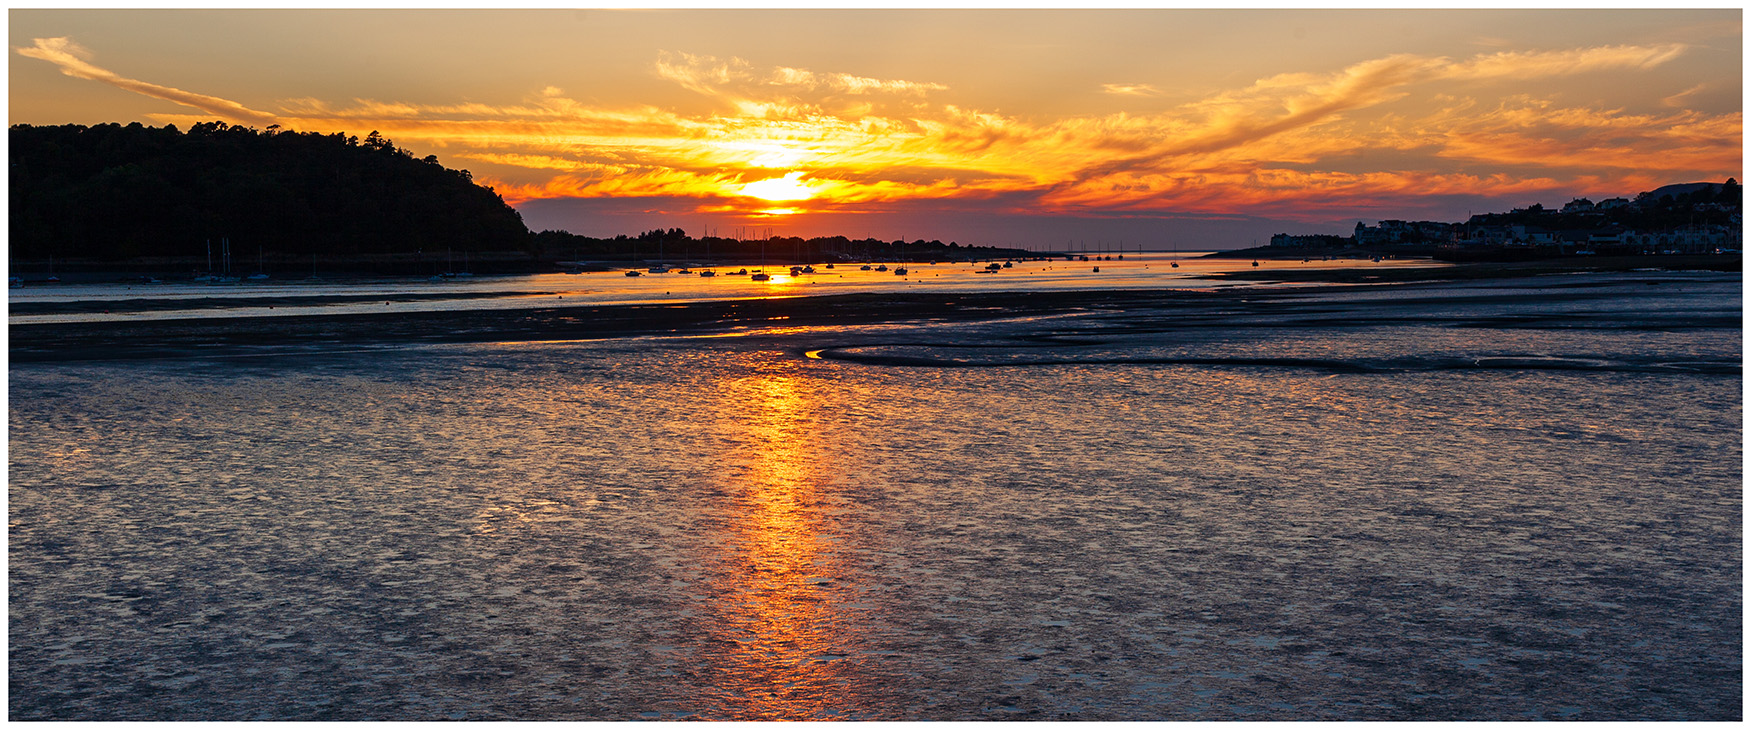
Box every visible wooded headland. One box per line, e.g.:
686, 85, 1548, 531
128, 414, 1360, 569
10, 122, 1033, 276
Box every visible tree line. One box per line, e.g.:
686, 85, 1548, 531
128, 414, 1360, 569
10, 122, 1033, 267
530, 226, 1027, 263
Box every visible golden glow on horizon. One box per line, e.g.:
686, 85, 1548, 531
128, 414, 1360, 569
698, 362, 877, 719
740, 172, 816, 202
9, 15, 1742, 225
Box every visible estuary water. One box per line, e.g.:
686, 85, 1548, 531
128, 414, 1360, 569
8, 270, 1742, 720
8, 252, 1436, 323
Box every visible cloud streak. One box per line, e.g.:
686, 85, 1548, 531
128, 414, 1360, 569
1101, 83, 1161, 96
1079, 44, 1696, 178
16, 37, 278, 126
657, 51, 947, 100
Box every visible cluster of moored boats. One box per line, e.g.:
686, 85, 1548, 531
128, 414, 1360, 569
623, 260, 956, 280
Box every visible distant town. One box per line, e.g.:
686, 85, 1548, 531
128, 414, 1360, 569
1267, 180, 1741, 261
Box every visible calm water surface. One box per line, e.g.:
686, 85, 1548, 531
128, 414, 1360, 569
9, 273, 1741, 720
8, 252, 1437, 323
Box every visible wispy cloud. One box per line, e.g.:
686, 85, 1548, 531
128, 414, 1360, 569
657, 51, 946, 100
1101, 83, 1160, 96
1445, 44, 1687, 80
16, 37, 278, 125
768, 65, 947, 95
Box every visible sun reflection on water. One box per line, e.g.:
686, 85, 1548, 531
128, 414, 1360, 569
696, 359, 878, 719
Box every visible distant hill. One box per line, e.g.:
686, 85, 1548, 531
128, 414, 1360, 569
1641, 181, 1730, 202
9, 122, 532, 261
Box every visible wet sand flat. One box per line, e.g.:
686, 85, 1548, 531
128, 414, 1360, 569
8, 289, 1191, 362
10, 263, 1740, 720
12, 261, 1741, 364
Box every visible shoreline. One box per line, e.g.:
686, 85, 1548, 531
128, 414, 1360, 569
9, 289, 1203, 363
11, 260, 1742, 364
1198, 254, 1739, 283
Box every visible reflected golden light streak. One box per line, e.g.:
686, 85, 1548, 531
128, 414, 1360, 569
694, 361, 880, 719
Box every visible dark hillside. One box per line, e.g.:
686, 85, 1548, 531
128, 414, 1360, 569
10, 122, 531, 261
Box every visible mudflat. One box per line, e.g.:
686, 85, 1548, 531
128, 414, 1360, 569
11, 258, 1739, 363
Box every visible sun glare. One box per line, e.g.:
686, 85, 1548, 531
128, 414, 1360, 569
740, 171, 815, 202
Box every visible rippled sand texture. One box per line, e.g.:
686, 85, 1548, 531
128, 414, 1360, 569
10, 276, 1741, 720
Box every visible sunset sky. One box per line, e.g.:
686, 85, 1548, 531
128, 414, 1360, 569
9, 9, 1742, 248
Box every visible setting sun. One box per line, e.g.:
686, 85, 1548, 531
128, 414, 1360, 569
740, 171, 816, 203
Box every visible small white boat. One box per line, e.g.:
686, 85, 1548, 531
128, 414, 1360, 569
625, 270, 643, 277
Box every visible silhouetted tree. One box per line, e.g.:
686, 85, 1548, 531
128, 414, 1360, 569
10, 122, 531, 261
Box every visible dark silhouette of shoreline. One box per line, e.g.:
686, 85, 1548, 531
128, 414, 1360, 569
9, 123, 1036, 278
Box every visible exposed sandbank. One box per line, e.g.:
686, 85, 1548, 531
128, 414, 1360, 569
10, 260, 1739, 363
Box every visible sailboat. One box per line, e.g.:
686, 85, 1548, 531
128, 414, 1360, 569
750, 231, 770, 281
194, 239, 220, 282
246, 245, 269, 280
209, 238, 241, 283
